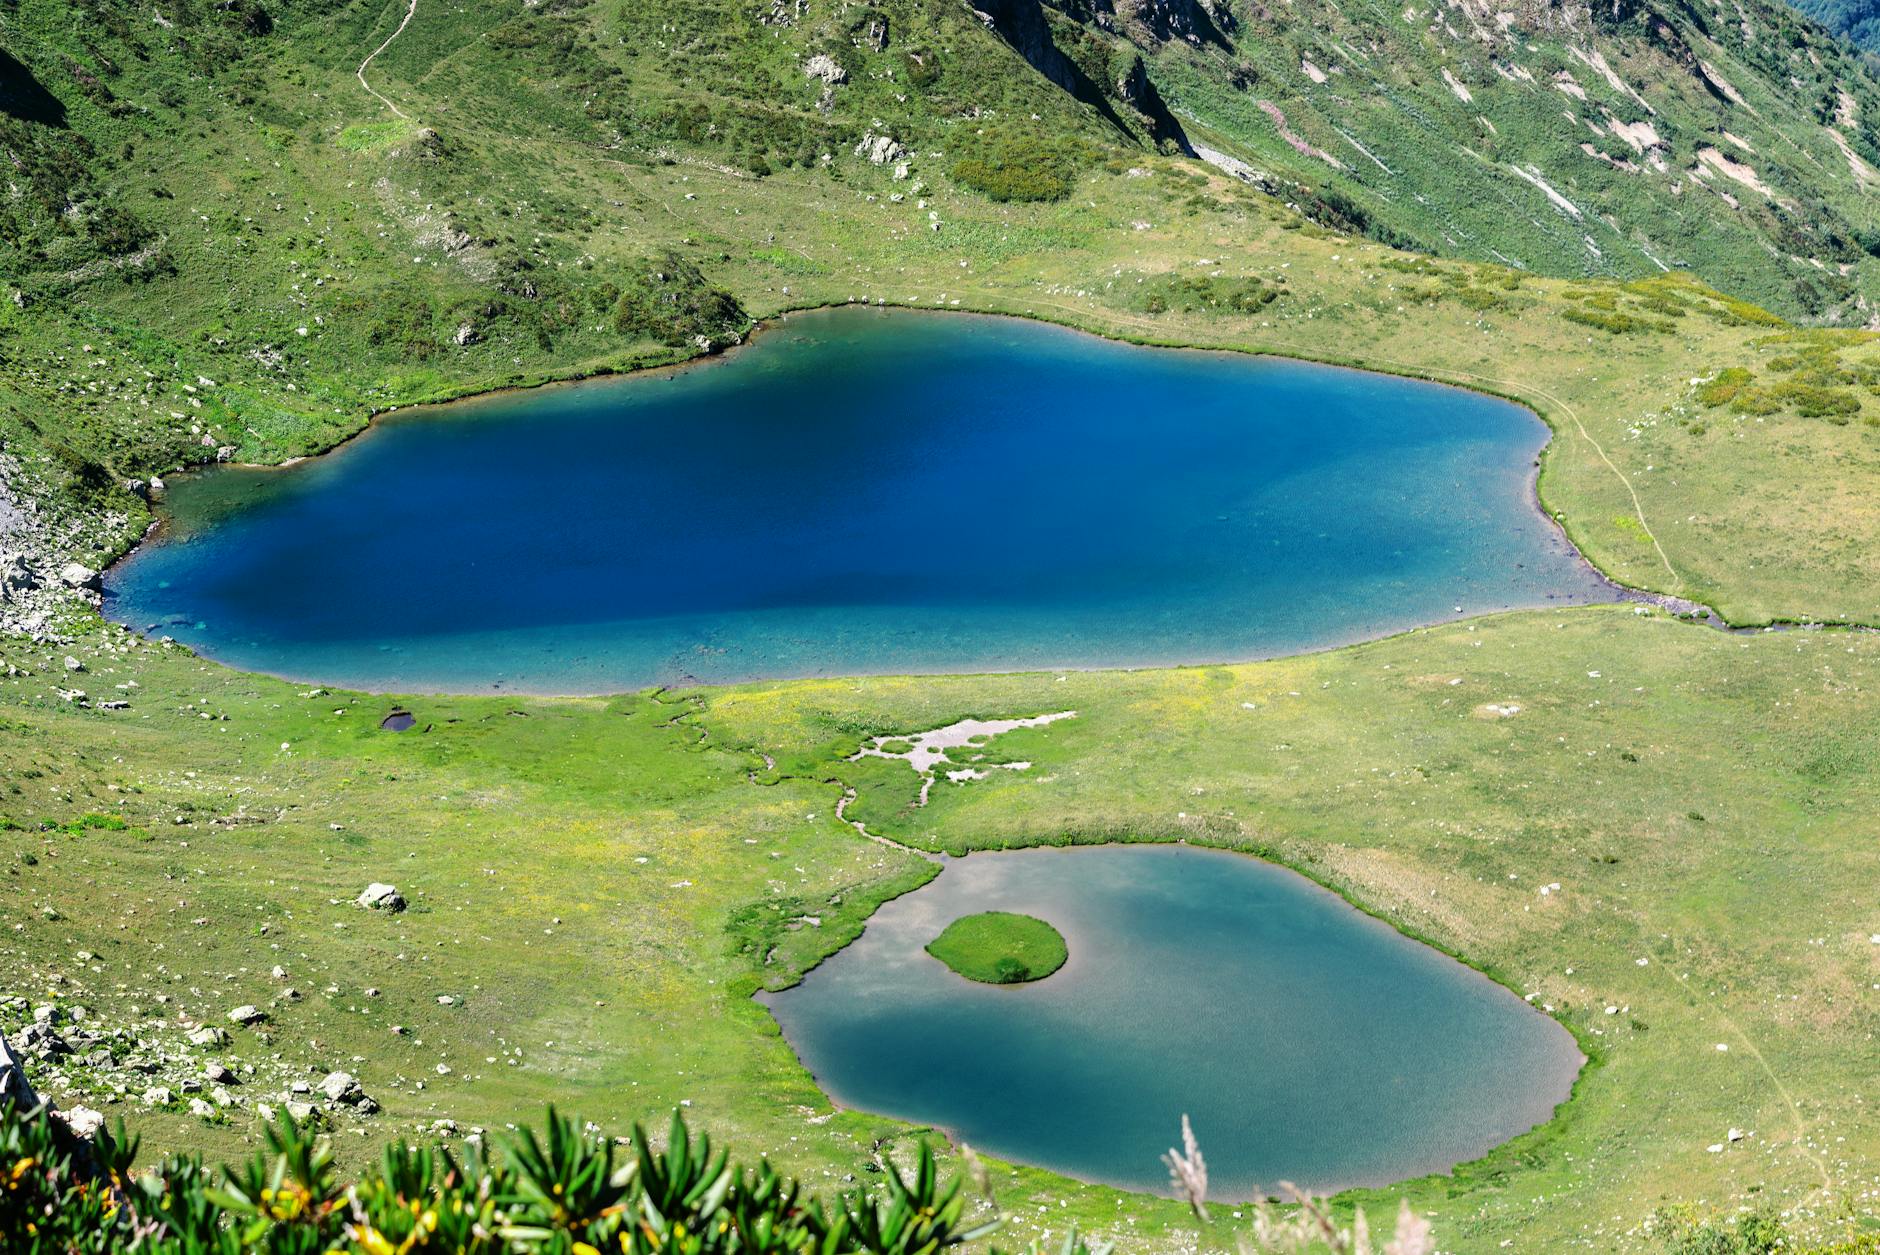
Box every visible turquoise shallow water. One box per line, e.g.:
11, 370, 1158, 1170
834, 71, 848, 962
105, 307, 1614, 693
761, 845, 1584, 1196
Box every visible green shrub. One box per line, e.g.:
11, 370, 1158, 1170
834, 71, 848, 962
1137, 273, 1281, 317
612, 252, 750, 348
951, 131, 1090, 203
1696, 367, 1862, 418
1698, 368, 1757, 407
1562, 307, 1670, 335
1652, 1203, 1786, 1255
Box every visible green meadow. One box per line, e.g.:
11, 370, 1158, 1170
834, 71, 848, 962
6, 605, 1879, 1251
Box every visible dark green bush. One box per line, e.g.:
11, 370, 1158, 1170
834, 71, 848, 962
613, 252, 750, 348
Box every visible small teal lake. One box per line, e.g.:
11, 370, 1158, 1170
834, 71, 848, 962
761, 844, 1583, 1196
105, 308, 1613, 693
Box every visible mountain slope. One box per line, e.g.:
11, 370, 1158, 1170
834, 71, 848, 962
7, 0, 1880, 627
1785, 0, 1880, 52
1013, 0, 1880, 320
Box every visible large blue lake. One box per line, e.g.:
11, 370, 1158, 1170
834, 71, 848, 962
762, 844, 1584, 1196
106, 308, 1613, 693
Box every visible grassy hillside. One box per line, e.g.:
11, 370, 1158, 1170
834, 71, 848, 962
4, 2, 1880, 1251
6, 0, 1880, 630
1785, 0, 1880, 53
5, 607, 1880, 1252
1092, 0, 1880, 322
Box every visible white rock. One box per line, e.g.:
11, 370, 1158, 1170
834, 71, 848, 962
318, 1071, 360, 1102
853, 132, 905, 164
803, 54, 847, 85
58, 1106, 105, 1139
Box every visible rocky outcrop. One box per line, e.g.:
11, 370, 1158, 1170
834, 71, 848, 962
1053, 0, 1234, 45
1116, 53, 1194, 152
973, 0, 1082, 93
0, 1029, 42, 1109
853, 131, 906, 164
803, 53, 848, 84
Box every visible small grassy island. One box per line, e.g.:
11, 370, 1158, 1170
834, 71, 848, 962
925, 911, 1069, 984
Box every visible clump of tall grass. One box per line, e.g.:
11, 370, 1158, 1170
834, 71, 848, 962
1161, 1115, 1434, 1255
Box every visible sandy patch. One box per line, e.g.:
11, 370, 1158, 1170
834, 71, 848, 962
1826, 127, 1879, 188
1697, 146, 1774, 198
1257, 100, 1347, 169
1510, 164, 1583, 218
1605, 115, 1663, 153
1699, 60, 1753, 112
1569, 46, 1654, 115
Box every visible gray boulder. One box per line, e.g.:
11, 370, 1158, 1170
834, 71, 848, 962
0, 1031, 40, 1108
16, 1021, 70, 1058
56, 1106, 104, 1139
317, 1070, 361, 1103
357, 883, 407, 912
58, 563, 101, 591
0, 552, 38, 596
804, 54, 848, 84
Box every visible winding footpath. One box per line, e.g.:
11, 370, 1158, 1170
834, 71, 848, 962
357, 0, 420, 121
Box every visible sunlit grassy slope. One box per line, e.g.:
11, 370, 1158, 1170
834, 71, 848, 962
5, 0, 1880, 627
5, 608, 1879, 1251
5, 4, 1880, 1252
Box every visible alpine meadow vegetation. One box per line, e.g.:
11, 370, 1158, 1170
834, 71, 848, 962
4, 0, 1880, 1252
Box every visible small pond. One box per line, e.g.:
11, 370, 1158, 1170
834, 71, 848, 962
105, 307, 1614, 693
760, 844, 1583, 1197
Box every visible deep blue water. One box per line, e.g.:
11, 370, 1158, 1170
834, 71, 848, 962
761, 845, 1584, 1196
105, 308, 1613, 693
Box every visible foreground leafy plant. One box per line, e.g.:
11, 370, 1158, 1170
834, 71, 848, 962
0, 1098, 1001, 1255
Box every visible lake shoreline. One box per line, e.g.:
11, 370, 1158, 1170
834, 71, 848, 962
760, 841, 1588, 1201
104, 303, 1647, 697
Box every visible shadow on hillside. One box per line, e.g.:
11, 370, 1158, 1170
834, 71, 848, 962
0, 51, 68, 127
